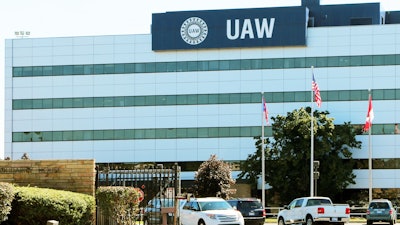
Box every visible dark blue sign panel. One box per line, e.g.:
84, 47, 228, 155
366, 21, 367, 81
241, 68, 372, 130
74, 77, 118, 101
152, 7, 308, 51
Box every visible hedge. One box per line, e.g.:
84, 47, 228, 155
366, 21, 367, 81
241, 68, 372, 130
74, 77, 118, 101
96, 186, 140, 225
0, 183, 15, 222
4, 186, 95, 225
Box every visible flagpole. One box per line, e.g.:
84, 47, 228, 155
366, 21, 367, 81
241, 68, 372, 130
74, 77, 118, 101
310, 66, 314, 197
261, 92, 265, 208
368, 90, 372, 202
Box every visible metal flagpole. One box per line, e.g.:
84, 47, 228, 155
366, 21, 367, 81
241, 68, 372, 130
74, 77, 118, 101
261, 92, 266, 208
310, 66, 314, 197
368, 90, 372, 202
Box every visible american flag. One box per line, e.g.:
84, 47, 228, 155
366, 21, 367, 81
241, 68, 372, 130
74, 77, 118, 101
262, 96, 269, 125
312, 73, 322, 107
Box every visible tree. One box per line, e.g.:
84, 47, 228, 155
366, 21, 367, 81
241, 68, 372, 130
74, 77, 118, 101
238, 107, 362, 203
194, 154, 235, 199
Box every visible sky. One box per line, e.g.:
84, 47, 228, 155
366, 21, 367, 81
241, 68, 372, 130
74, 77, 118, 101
0, 0, 399, 151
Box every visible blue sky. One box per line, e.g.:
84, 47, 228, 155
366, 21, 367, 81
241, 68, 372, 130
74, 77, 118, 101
0, 0, 399, 151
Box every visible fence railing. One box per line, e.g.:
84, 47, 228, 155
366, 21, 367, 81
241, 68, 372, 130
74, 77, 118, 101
265, 206, 367, 218
96, 164, 180, 225
265, 206, 400, 218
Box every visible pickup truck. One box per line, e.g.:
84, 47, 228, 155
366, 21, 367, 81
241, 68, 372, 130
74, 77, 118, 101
277, 197, 350, 225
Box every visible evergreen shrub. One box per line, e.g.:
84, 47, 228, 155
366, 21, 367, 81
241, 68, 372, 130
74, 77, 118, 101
96, 186, 140, 225
5, 186, 95, 225
0, 183, 15, 222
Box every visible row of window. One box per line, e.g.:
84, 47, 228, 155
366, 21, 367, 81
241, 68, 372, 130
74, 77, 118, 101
95, 162, 202, 172
12, 89, 398, 110
96, 158, 400, 172
11, 123, 399, 142
12, 54, 400, 77
13, 126, 268, 142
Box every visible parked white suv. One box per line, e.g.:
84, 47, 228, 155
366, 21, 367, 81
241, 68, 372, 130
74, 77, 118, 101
180, 197, 244, 225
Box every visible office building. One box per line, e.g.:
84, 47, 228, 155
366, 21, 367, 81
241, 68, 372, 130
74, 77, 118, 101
5, 0, 400, 196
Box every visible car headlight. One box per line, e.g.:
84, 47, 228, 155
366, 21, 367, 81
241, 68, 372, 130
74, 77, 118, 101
205, 213, 217, 219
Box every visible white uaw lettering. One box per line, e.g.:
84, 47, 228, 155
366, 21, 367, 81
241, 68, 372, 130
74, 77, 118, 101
188, 25, 201, 38
226, 18, 275, 40
240, 19, 254, 39
255, 18, 275, 38
226, 19, 240, 40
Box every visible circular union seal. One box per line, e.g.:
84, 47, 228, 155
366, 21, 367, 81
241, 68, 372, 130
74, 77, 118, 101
180, 17, 208, 45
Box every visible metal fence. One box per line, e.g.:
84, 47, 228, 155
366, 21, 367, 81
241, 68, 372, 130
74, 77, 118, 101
265, 206, 400, 218
96, 164, 181, 225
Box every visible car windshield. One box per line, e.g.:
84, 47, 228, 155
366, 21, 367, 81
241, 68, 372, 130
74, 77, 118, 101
199, 201, 233, 211
306, 199, 331, 206
240, 201, 262, 209
370, 202, 390, 209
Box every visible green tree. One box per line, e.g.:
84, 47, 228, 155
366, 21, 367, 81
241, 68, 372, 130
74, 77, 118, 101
238, 107, 362, 203
194, 154, 235, 199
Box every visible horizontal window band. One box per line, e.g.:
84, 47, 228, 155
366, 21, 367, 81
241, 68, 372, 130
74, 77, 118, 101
96, 158, 400, 172
12, 54, 400, 77
12, 123, 395, 142
12, 89, 399, 110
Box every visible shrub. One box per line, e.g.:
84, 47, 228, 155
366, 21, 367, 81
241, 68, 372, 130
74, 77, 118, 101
5, 186, 95, 225
96, 186, 140, 225
0, 183, 15, 222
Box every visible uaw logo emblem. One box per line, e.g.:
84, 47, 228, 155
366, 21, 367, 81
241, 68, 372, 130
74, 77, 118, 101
180, 17, 208, 45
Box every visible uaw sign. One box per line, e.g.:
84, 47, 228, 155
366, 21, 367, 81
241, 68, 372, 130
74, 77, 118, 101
152, 6, 308, 51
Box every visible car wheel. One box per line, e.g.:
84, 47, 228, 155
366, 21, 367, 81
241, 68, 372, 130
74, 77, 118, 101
198, 219, 206, 225
278, 217, 286, 225
306, 215, 313, 225
367, 220, 373, 225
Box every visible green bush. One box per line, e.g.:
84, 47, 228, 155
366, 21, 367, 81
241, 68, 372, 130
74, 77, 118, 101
0, 183, 15, 222
5, 186, 95, 225
96, 186, 140, 225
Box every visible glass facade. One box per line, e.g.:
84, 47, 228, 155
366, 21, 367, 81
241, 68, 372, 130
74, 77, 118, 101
12, 123, 400, 142
12, 89, 400, 110
12, 54, 400, 77
96, 158, 400, 173
13, 126, 264, 142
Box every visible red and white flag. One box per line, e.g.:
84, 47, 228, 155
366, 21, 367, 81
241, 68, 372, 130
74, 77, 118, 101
262, 96, 269, 125
312, 73, 322, 107
363, 95, 374, 132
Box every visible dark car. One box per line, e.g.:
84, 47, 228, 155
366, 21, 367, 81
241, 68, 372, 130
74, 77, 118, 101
227, 198, 266, 225
367, 199, 397, 225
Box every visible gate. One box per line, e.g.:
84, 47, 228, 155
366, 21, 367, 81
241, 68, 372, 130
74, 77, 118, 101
96, 163, 181, 225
